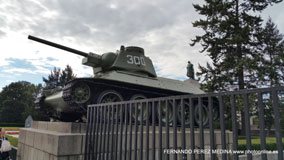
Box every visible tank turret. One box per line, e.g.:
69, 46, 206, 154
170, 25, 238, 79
28, 36, 156, 77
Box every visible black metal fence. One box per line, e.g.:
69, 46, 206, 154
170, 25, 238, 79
84, 87, 284, 160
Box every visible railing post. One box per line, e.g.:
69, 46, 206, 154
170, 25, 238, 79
208, 96, 216, 160
258, 92, 267, 160
140, 101, 145, 160
181, 98, 187, 160
272, 89, 283, 160
158, 100, 163, 160
198, 97, 205, 160
244, 93, 252, 160
190, 98, 195, 160
218, 95, 227, 160
124, 103, 129, 160
166, 100, 170, 160
146, 101, 150, 160
152, 100, 156, 160
230, 95, 238, 160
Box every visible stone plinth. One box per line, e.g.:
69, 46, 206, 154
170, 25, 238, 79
17, 121, 86, 160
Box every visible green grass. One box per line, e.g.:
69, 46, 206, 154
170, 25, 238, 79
0, 127, 20, 147
238, 136, 284, 151
5, 135, 18, 147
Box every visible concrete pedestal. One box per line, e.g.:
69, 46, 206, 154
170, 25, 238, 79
17, 121, 86, 160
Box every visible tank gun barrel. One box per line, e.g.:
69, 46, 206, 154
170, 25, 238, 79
28, 35, 89, 57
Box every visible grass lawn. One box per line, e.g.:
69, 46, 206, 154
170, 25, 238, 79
238, 136, 284, 151
0, 127, 20, 147
6, 135, 18, 147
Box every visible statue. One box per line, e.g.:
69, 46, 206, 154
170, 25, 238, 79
187, 61, 195, 79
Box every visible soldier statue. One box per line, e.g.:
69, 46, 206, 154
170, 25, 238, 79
187, 61, 195, 79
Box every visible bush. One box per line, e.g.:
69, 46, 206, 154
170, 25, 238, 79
0, 123, 24, 127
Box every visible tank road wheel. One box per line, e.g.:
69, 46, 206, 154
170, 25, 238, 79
129, 94, 149, 123
97, 90, 123, 121
194, 103, 209, 127
157, 100, 174, 126
71, 83, 91, 104
177, 102, 191, 127
97, 90, 123, 103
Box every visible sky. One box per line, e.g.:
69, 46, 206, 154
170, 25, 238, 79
0, 0, 284, 90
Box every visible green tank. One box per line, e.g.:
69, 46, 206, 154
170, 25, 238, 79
29, 35, 218, 126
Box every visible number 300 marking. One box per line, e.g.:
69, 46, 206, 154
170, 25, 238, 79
127, 55, 146, 66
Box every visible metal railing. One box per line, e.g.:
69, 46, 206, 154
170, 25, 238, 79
84, 87, 284, 160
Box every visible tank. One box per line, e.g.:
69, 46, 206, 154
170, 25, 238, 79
29, 35, 219, 126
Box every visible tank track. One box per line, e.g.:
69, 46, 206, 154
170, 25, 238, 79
59, 78, 219, 126
59, 78, 180, 122
62, 81, 77, 106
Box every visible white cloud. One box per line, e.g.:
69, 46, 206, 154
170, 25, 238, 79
0, 0, 283, 90
0, 58, 11, 67
2, 68, 36, 74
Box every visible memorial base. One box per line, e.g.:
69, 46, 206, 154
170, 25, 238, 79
17, 121, 86, 160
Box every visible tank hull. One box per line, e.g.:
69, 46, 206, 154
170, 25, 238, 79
38, 71, 215, 124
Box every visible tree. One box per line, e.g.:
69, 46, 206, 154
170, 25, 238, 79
257, 18, 284, 87
43, 65, 76, 88
191, 0, 282, 135
60, 65, 76, 86
248, 18, 284, 132
0, 81, 39, 123
43, 67, 60, 89
192, 0, 282, 91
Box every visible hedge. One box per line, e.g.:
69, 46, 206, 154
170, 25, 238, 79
0, 123, 24, 127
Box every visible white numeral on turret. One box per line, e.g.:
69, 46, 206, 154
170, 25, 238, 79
126, 55, 134, 64
126, 55, 146, 66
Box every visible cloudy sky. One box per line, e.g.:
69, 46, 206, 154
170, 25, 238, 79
0, 0, 283, 90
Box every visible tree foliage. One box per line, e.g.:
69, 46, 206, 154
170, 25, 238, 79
0, 81, 40, 123
43, 65, 76, 89
0, 66, 76, 123
192, 0, 283, 92
191, 0, 283, 135
257, 18, 284, 87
